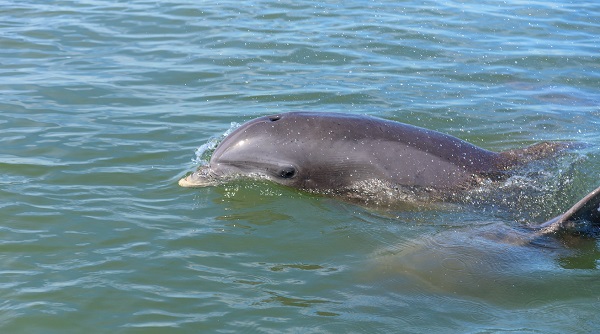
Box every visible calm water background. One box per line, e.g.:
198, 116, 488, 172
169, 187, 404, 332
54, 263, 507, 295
2, 0, 600, 332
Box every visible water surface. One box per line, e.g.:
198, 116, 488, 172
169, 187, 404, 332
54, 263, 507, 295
2, 0, 600, 332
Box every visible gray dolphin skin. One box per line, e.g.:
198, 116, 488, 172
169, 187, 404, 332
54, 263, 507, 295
179, 111, 600, 236
179, 111, 563, 197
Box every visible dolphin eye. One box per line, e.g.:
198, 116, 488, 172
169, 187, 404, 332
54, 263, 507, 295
269, 115, 282, 122
278, 166, 297, 179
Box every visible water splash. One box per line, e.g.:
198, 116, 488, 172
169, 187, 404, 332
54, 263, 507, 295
192, 122, 240, 165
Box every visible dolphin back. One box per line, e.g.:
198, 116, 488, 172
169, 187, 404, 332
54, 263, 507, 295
497, 142, 570, 168
540, 186, 600, 236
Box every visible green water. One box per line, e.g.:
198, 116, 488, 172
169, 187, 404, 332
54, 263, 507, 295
2, 0, 600, 332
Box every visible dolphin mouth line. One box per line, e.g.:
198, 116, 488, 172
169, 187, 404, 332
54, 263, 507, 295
178, 167, 221, 188
178, 166, 271, 188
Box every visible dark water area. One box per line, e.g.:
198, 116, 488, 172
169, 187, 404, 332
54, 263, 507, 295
2, 1, 600, 332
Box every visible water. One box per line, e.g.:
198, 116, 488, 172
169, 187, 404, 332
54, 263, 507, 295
2, 0, 600, 332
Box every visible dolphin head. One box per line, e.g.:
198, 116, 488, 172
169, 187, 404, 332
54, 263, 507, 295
179, 112, 344, 190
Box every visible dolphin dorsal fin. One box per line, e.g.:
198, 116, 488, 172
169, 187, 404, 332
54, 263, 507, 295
540, 186, 600, 236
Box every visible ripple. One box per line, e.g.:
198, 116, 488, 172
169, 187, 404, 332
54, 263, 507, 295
1, 0, 599, 332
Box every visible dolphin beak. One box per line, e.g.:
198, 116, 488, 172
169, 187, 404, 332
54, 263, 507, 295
178, 168, 219, 187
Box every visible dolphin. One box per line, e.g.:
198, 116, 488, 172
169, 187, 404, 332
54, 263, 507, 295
179, 111, 566, 202
367, 185, 600, 300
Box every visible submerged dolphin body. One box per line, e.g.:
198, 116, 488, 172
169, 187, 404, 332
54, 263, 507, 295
368, 185, 600, 299
179, 112, 564, 202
